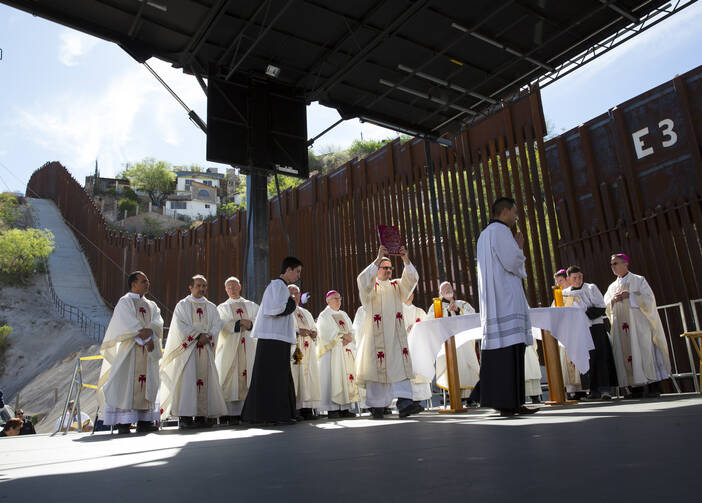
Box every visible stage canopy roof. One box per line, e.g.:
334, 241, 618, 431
1, 0, 694, 137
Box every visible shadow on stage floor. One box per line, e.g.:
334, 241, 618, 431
1, 394, 700, 502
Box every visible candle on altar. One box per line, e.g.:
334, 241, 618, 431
433, 297, 443, 318
552, 285, 564, 307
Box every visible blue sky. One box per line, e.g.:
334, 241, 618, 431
0, 3, 701, 193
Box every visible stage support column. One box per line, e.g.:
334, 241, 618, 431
245, 171, 270, 303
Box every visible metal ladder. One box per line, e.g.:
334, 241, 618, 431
52, 355, 102, 436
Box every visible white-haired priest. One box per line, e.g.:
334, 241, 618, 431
216, 276, 259, 425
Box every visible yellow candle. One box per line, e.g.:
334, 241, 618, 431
552, 285, 564, 307
433, 297, 443, 318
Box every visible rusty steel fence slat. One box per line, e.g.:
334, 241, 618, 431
27, 67, 702, 392
544, 64, 702, 392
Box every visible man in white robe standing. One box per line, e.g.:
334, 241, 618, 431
241, 257, 302, 425
476, 197, 538, 417
290, 284, 321, 420
427, 281, 479, 403
605, 253, 670, 398
317, 290, 359, 419
159, 275, 227, 429
99, 271, 163, 434
564, 265, 618, 400
553, 269, 585, 398
216, 276, 259, 425
356, 245, 421, 419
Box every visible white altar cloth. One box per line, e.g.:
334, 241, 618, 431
408, 307, 594, 381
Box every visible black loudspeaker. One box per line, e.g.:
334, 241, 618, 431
206, 74, 308, 179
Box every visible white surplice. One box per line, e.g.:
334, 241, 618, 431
98, 292, 163, 425
427, 300, 479, 398
564, 284, 607, 327
251, 279, 296, 343
604, 273, 671, 386
215, 297, 259, 416
159, 295, 227, 418
355, 261, 418, 407
291, 306, 321, 409
477, 221, 532, 350
316, 306, 359, 411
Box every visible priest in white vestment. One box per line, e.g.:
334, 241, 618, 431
426, 282, 479, 401
405, 293, 432, 404
604, 254, 670, 397
241, 257, 302, 425
356, 245, 422, 419
554, 270, 584, 397
316, 290, 359, 419
98, 271, 163, 434
564, 266, 618, 400
475, 197, 538, 416
215, 276, 259, 424
290, 284, 321, 419
159, 275, 227, 428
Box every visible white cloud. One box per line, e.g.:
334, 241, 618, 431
58, 29, 99, 66
12, 59, 207, 180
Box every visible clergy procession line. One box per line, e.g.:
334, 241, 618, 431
91, 197, 672, 432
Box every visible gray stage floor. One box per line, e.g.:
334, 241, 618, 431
1, 394, 700, 502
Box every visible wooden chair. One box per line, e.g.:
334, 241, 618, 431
680, 331, 702, 393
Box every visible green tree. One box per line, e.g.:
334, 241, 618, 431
348, 138, 388, 158
0, 228, 55, 283
0, 193, 20, 229
267, 173, 304, 198
117, 198, 138, 217
308, 150, 323, 173
0, 324, 11, 363
318, 150, 352, 175
121, 187, 140, 201
120, 158, 176, 206
313, 136, 410, 175
220, 201, 245, 216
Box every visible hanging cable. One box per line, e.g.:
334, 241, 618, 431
142, 61, 208, 134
